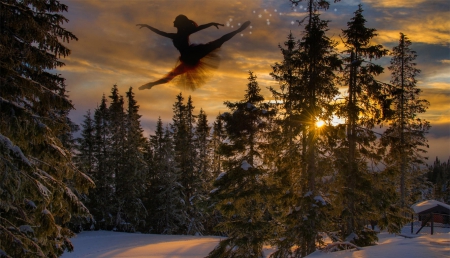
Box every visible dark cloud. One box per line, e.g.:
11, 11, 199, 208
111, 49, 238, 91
427, 136, 450, 163
429, 123, 450, 139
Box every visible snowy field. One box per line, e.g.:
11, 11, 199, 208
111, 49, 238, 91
62, 227, 450, 258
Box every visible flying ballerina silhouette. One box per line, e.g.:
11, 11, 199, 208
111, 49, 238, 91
137, 15, 250, 90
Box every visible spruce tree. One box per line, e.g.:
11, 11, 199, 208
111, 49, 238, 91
190, 108, 212, 235
73, 110, 96, 230
335, 4, 388, 245
268, 36, 303, 255
91, 95, 114, 229
427, 158, 450, 203
171, 93, 201, 234
155, 125, 184, 234
122, 87, 148, 231
108, 85, 128, 230
207, 72, 274, 258
206, 114, 227, 234
195, 109, 211, 185
55, 86, 80, 152
76, 110, 95, 178
270, 2, 341, 255
382, 33, 430, 207
211, 114, 227, 178
146, 117, 166, 232
185, 96, 204, 235
0, 0, 93, 256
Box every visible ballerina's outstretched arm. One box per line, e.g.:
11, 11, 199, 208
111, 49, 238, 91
192, 22, 224, 33
136, 24, 176, 39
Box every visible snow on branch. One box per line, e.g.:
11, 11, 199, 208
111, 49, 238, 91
321, 242, 362, 253
35, 169, 57, 184
36, 181, 51, 200
49, 136, 68, 158
241, 160, 252, 170
0, 97, 50, 132
74, 169, 95, 187
49, 143, 67, 158
64, 186, 90, 214
314, 195, 327, 205
216, 172, 226, 181
0, 133, 31, 166
210, 188, 219, 194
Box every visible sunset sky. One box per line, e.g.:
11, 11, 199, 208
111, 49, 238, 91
58, 0, 450, 163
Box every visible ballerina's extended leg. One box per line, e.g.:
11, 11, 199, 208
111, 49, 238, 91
139, 63, 188, 90
193, 21, 251, 60
214, 21, 250, 48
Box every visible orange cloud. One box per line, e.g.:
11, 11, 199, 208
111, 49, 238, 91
363, 0, 428, 8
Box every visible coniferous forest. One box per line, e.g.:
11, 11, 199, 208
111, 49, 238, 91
1, 0, 449, 257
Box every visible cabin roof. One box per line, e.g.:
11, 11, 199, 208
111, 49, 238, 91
411, 200, 450, 214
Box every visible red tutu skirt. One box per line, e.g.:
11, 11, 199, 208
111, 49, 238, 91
172, 47, 221, 90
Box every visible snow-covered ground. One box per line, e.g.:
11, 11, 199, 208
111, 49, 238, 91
309, 226, 450, 258
62, 226, 449, 258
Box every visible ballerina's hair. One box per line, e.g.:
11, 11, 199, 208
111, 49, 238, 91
175, 14, 198, 31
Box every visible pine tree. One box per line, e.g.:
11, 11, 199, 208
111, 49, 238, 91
73, 110, 96, 230
195, 109, 211, 184
79, 86, 149, 231
268, 35, 304, 256
206, 114, 228, 234
335, 4, 388, 245
147, 118, 165, 232
211, 114, 227, 177
189, 108, 212, 235
107, 85, 129, 230
77, 91, 114, 231
207, 72, 274, 258
171, 93, 201, 234
122, 87, 148, 231
382, 33, 430, 208
269, 2, 341, 255
76, 110, 95, 177
427, 158, 450, 203
91, 95, 114, 229
152, 124, 184, 234
146, 117, 166, 232
0, 1, 93, 256
184, 96, 204, 235
56, 85, 80, 153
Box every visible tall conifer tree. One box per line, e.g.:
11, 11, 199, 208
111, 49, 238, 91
335, 4, 388, 245
427, 158, 450, 203
207, 114, 227, 233
207, 72, 274, 258
270, 1, 341, 255
76, 110, 95, 177
122, 87, 148, 231
107, 85, 128, 229
146, 118, 165, 231
171, 93, 202, 234
211, 114, 227, 178
158, 126, 184, 233
90, 95, 115, 228
73, 110, 96, 230
189, 108, 212, 235
0, 0, 93, 256
382, 33, 430, 207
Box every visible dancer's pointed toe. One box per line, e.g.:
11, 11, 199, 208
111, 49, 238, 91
139, 82, 155, 90
236, 21, 250, 33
